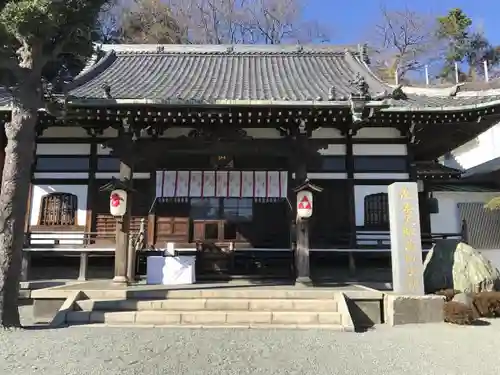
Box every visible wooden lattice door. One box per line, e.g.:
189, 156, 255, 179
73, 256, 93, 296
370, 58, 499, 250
39, 193, 78, 227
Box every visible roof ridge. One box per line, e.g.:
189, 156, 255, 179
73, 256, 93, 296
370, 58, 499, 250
116, 50, 353, 56
98, 43, 361, 56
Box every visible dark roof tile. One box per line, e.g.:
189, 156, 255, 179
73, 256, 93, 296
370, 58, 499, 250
65, 44, 500, 109
415, 161, 462, 177
2, 44, 500, 111
68, 44, 389, 102
430, 184, 499, 192
0, 88, 11, 107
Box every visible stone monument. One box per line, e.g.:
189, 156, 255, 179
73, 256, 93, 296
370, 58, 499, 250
388, 182, 425, 295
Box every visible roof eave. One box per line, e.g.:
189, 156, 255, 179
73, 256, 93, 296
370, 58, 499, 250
381, 100, 500, 112
64, 98, 392, 108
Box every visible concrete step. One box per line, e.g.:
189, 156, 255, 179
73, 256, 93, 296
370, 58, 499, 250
76, 298, 339, 312
66, 310, 343, 326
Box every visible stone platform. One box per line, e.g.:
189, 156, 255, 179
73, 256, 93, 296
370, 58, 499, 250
28, 280, 385, 330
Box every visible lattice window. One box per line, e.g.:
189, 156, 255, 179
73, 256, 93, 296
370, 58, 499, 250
39, 193, 78, 226
364, 193, 389, 229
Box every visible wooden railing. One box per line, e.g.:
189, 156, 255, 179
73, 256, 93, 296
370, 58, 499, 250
308, 231, 464, 251
24, 229, 466, 251
24, 231, 116, 249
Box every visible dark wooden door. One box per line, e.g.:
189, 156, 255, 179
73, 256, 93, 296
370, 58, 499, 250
247, 200, 290, 248
309, 180, 350, 248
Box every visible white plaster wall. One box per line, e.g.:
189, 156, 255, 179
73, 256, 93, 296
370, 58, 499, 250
29, 185, 88, 226
311, 127, 343, 139
33, 173, 90, 179
352, 144, 407, 155
243, 128, 282, 139
318, 144, 345, 155
353, 173, 409, 180
430, 191, 500, 234
445, 121, 500, 170
95, 172, 151, 179
36, 143, 90, 155
97, 145, 112, 155
292, 172, 347, 179
41, 127, 118, 138
353, 127, 402, 138
29, 232, 85, 245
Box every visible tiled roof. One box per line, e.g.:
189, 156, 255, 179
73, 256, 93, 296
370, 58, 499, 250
429, 184, 500, 192
0, 88, 11, 106
402, 78, 500, 92
68, 44, 389, 102
458, 202, 500, 249
1, 44, 500, 111
65, 44, 500, 109
415, 161, 462, 178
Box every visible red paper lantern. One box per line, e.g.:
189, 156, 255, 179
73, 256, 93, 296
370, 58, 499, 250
110, 193, 121, 207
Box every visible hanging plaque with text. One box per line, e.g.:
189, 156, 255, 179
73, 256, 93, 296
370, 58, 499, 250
388, 182, 425, 295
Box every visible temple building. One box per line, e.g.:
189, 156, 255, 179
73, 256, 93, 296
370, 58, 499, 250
3, 44, 500, 280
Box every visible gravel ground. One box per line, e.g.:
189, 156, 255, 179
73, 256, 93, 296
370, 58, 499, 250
0, 305, 497, 375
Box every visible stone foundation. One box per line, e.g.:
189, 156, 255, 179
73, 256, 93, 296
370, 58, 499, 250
384, 294, 445, 326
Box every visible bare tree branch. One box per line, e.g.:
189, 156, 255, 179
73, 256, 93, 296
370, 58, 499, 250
367, 3, 442, 83
162, 0, 329, 44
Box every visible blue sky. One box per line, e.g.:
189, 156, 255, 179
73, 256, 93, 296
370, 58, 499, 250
305, 0, 500, 45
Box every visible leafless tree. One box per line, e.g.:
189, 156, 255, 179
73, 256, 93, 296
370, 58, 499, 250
96, 0, 123, 43
161, 0, 329, 44
368, 4, 441, 83
119, 0, 186, 44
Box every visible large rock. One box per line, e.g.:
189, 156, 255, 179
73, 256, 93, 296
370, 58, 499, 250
452, 292, 474, 310
423, 240, 500, 294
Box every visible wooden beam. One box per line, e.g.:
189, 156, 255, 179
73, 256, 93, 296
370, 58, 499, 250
104, 138, 337, 163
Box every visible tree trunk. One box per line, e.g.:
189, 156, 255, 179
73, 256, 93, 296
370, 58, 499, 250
0, 96, 37, 328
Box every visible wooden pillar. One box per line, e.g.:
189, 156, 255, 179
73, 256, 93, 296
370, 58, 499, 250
345, 134, 357, 274
147, 178, 156, 247
0, 124, 5, 186
287, 160, 296, 278
86, 143, 97, 236
78, 252, 89, 281
345, 134, 356, 247
406, 134, 417, 182
294, 136, 310, 283
20, 251, 30, 282
295, 218, 310, 282
113, 160, 133, 284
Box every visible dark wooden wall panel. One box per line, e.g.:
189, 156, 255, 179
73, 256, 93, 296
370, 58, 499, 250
309, 179, 350, 248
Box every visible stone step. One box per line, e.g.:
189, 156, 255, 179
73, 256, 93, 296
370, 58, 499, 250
76, 298, 338, 312
66, 310, 343, 326
80, 289, 342, 300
